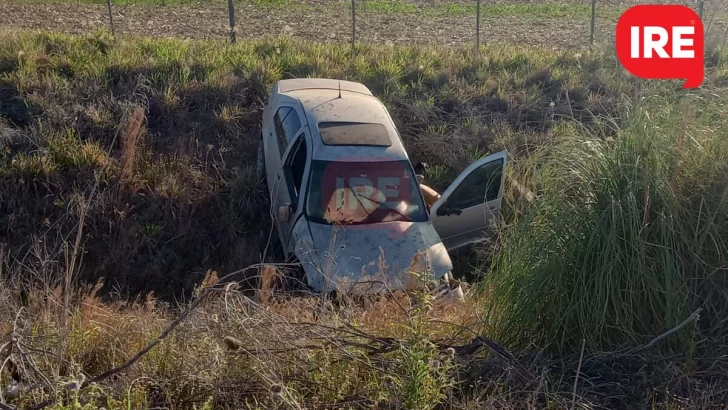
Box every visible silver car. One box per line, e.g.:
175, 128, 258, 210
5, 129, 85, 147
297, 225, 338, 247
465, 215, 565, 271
256, 78, 507, 294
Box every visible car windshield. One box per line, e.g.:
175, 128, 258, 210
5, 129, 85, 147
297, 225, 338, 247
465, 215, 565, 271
306, 160, 428, 225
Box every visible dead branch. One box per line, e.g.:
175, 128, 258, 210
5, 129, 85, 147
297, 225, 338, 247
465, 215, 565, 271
510, 176, 536, 203
627, 308, 702, 355
312, 394, 374, 409
427, 318, 481, 343
338, 279, 409, 315
25, 263, 274, 410
27, 289, 210, 410
451, 336, 535, 385
571, 338, 586, 410
290, 321, 397, 348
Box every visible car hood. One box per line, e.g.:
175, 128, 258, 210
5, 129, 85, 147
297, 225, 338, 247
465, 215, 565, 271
297, 220, 453, 293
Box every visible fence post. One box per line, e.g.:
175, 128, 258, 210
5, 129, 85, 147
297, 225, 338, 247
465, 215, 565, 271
351, 0, 356, 48
698, 0, 704, 20
106, 0, 115, 37
228, 0, 236, 43
476, 0, 481, 50
589, 0, 596, 46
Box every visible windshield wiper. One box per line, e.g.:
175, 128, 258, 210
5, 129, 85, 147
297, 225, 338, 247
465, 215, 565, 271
333, 175, 374, 224
352, 190, 414, 223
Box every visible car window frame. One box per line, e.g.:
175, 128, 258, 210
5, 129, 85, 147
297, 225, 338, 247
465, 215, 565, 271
303, 159, 429, 225
282, 133, 308, 212
273, 107, 292, 158
428, 150, 508, 250
273, 106, 303, 159
441, 158, 504, 211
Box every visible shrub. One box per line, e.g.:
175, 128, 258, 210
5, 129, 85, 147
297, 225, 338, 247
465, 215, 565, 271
482, 91, 728, 354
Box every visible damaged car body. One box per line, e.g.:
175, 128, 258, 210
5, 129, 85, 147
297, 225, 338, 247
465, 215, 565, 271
256, 78, 507, 294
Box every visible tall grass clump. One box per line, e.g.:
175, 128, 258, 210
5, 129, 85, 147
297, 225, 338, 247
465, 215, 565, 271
483, 89, 728, 354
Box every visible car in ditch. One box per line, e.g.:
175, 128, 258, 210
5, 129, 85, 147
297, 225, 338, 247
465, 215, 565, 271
256, 78, 507, 295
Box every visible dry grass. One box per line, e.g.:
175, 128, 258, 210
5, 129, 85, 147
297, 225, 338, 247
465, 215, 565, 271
120, 107, 146, 186
0, 268, 475, 408
2, 265, 726, 409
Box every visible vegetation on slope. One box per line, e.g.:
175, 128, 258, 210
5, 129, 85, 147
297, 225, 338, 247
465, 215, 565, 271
1, 29, 647, 297
1, 30, 728, 409
483, 92, 728, 355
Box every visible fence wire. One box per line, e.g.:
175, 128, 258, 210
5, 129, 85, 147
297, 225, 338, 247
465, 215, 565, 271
0, 0, 725, 50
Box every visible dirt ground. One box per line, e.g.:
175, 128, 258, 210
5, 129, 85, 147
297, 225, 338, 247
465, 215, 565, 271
0, 2, 626, 49
1, 0, 725, 49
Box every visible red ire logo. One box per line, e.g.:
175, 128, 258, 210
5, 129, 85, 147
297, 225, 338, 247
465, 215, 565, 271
616, 5, 704, 88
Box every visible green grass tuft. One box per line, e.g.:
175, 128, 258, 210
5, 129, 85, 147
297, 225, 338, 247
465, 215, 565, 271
482, 92, 728, 354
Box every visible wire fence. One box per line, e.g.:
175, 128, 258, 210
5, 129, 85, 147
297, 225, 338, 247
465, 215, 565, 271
1, 0, 726, 50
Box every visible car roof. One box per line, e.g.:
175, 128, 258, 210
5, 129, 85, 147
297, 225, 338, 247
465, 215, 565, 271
276, 80, 409, 162
277, 78, 373, 96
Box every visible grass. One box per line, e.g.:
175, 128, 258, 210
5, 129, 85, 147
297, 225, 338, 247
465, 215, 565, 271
358, 2, 623, 19
0, 28, 661, 297
1, 29, 728, 408
482, 93, 728, 354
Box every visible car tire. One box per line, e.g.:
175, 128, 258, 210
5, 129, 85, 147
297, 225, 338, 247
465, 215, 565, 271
256, 133, 267, 188
284, 254, 310, 293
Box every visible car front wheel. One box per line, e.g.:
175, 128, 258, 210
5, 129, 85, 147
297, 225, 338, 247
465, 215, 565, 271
284, 254, 309, 292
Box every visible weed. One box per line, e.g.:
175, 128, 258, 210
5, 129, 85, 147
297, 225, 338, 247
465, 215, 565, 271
482, 91, 728, 356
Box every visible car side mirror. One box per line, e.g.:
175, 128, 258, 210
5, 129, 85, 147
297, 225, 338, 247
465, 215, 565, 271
278, 204, 291, 222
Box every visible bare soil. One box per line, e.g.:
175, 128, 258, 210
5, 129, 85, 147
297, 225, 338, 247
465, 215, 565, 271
0, 1, 625, 49
3, 0, 726, 49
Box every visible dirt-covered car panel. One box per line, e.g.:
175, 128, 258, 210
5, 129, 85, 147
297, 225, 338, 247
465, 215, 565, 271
292, 219, 452, 293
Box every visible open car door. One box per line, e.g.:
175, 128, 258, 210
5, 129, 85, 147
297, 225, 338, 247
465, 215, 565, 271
430, 150, 507, 252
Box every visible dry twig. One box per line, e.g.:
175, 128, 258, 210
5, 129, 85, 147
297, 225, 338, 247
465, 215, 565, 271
571, 338, 586, 410
23, 263, 278, 410
453, 336, 535, 385
627, 308, 702, 355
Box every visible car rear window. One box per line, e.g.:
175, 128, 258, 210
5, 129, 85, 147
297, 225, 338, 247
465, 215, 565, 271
318, 122, 392, 147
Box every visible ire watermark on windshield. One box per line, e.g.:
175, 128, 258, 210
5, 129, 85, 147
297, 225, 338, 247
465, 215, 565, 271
317, 156, 423, 238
